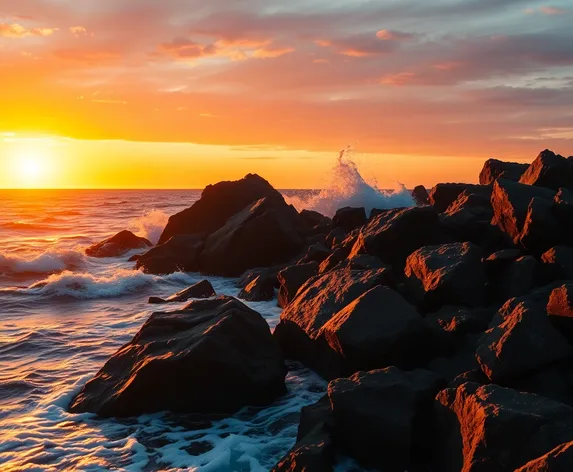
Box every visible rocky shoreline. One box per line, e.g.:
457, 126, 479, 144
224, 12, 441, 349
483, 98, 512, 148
74, 149, 573, 471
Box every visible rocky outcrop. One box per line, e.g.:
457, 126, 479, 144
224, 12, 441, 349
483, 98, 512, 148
429, 183, 489, 213
332, 207, 367, 231
158, 173, 284, 245
542, 246, 573, 281
412, 185, 430, 205
485, 252, 537, 301
277, 262, 319, 308
405, 242, 486, 311
136, 234, 204, 274
518, 196, 564, 254
86, 230, 152, 258
148, 280, 215, 304
199, 197, 304, 277
519, 149, 572, 191
238, 275, 275, 301
479, 158, 528, 185
516, 441, 573, 472
68, 297, 286, 417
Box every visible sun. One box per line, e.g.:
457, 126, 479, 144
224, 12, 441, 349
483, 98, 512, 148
8, 144, 53, 188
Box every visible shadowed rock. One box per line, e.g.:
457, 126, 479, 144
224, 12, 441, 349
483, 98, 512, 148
136, 234, 204, 275
547, 284, 573, 343
518, 196, 564, 254
68, 296, 286, 417
300, 210, 332, 235
158, 173, 284, 245
412, 185, 430, 205
479, 158, 528, 185
238, 275, 275, 302
516, 441, 573, 472
542, 246, 573, 281
277, 262, 319, 308
148, 280, 215, 304
519, 149, 571, 191
86, 230, 152, 258
332, 207, 367, 232
485, 252, 537, 301
429, 183, 489, 213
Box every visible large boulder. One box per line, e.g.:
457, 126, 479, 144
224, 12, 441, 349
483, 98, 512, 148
350, 206, 445, 271
547, 284, 573, 343
404, 242, 486, 311
542, 246, 573, 281
299, 210, 332, 235
479, 158, 528, 185
68, 297, 286, 417
158, 174, 284, 245
412, 185, 430, 205
519, 149, 572, 191
516, 441, 573, 472
86, 230, 152, 258
429, 183, 489, 213
328, 368, 443, 472
199, 197, 304, 277
518, 196, 564, 254
485, 252, 537, 302
277, 262, 319, 308
136, 234, 204, 275
148, 280, 215, 304
238, 275, 275, 302
554, 188, 573, 237
434, 382, 573, 472
332, 207, 367, 232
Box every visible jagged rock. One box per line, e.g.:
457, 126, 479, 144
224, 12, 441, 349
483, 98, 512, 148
158, 174, 284, 245
238, 275, 276, 301
554, 188, 573, 237
299, 210, 332, 234
434, 382, 573, 472
199, 197, 304, 277
237, 266, 282, 290
412, 185, 430, 205
277, 262, 319, 308
68, 297, 286, 417
425, 306, 493, 339
485, 252, 537, 301
429, 183, 489, 213
479, 158, 528, 185
86, 230, 152, 258
547, 284, 573, 343
516, 441, 573, 472
427, 338, 482, 382
332, 207, 367, 232
328, 368, 443, 472
350, 206, 445, 271
404, 242, 486, 311
518, 197, 564, 254
296, 243, 330, 265
136, 234, 204, 275
369, 207, 401, 220
325, 228, 347, 249
148, 280, 216, 304
542, 246, 573, 281
519, 149, 572, 191
448, 369, 490, 388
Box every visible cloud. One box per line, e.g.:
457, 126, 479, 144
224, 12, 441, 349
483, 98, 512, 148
526, 6, 567, 15
376, 30, 415, 41
316, 32, 406, 57
69, 26, 92, 37
0, 23, 58, 38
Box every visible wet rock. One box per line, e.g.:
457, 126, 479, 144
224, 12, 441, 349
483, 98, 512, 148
277, 262, 319, 308
148, 280, 216, 304
332, 207, 367, 232
405, 242, 486, 311
542, 246, 573, 281
199, 197, 304, 277
429, 183, 489, 213
86, 230, 152, 258
158, 173, 284, 245
238, 275, 276, 302
479, 158, 528, 185
519, 149, 572, 191
136, 234, 204, 275
328, 367, 443, 472
412, 185, 430, 205
516, 441, 573, 472
68, 296, 287, 417
434, 382, 573, 472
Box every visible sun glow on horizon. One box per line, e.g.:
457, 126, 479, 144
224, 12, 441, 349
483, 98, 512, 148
5, 141, 54, 188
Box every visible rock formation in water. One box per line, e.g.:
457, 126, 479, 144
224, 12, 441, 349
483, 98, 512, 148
85, 230, 152, 258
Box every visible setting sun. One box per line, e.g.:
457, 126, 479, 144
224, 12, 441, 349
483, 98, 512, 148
3, 139, 55, 188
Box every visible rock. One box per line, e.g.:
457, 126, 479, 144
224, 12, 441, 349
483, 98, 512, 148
86, 230, 152, 258
476, 299, 572, 383
485, 252, 537, 302
491, 178, 555, 244
328, 368, 443, 472
136, 234, 204, 275
237, 266, 282, 290
300, 210, 332, 234
448, 369, 490, 388
412, 185, 430, 205
277, 262, 319, 308
479, 158, 528, 185
434, 382, 573, 472
427, 338, 482, 382
350, 206, 445, 271
542, 246, 573, 281
516, 441, 573, 472
554, 188, 573, 237
332, 207, 367, 232
296, 243, 330, 265
518, 197, 564, 254
148, 280, 216, 304
68, 296, 286, 417
318, 285, 430, 373
274, 266, 395, 379
158, 174, 284, 245
238, 275, 275, 302
426, 306, 493, 339
369, 207, 401, 220
429, 183, 489, 213
199, 197, 304, 277
547, 284, 573, 343
519, 149, 571, 191
325, 228, 347, 249
405, 242, 486, 311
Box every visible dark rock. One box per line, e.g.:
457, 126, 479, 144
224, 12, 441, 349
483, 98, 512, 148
404, 242, 486, 311
136, 234, 205, 275
332, 207, 367, 232
300, 210, 332, 235
427, 339, 482, 382
238, 275, 276, 302
554, 188, 573, 237
296, 243, 330, 266
338, 253, 386, 271
519, 149, 571, 191
412, 185, 430, 205
325, 228, 347, 249
479, 158, 528, 185
434, 382, 573, 472
485, 252, 538, 301
516, 441, 573, 472
448, 369, 490, 388
518, 197, 564, 254
542, 246, 573, 281
158, 174, 284, 245
86, 230, 152, 258
425, 306, 493, 339
328, 367, 443, 472
68, 296, 286, 417
429, 183, 489, 213
350, 206, 445, 271
237, 266, 282, 290
277, 262, 319, 308
369, 207, 401, 220
148, 280, 216, 304
199, 197, 304, 277
547, 284, 573, 343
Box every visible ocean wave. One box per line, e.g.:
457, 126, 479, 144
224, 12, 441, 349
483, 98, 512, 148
0, 249, 86, 275
288, 147, 414, 217
128, 209, 169, 245
1, 221, 56, 232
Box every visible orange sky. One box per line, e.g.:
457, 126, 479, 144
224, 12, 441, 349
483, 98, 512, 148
0, 0, 572, 188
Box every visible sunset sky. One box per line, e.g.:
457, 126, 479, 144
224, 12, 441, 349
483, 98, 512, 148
0, 0, 572, 188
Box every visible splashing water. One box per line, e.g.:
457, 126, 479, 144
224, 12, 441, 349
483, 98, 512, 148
289, 148, 414, 217
128, 210, 169, 245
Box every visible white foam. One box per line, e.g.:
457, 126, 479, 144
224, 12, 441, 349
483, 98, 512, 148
128, 210, 169, 245
288, 148, 414, 217
0, 249, 86, 275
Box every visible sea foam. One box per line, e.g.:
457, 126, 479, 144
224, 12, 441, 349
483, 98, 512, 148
128, 209, 169, 245
0, 249, 86, 275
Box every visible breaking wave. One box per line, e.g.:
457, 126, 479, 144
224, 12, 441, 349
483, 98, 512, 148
128, 210, 169, 245
0, 249, 86, 275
